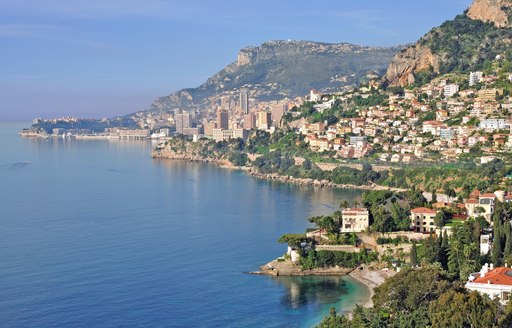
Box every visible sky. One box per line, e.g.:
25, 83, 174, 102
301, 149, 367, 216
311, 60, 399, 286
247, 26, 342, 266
0, 0, 472, 120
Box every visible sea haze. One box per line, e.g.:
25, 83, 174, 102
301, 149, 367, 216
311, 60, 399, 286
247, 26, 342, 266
0, 122, 367, 328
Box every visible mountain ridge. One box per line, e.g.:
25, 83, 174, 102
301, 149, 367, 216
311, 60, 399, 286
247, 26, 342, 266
151, 40, 403, 112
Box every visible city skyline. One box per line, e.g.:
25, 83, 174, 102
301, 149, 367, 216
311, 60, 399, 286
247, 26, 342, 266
1, 0, 472, 120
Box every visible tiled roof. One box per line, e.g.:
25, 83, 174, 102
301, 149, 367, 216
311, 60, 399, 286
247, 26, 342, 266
411, 207, 437, 214
472, 267, 512, 286
480, 193, 497, 199
465, 199, 479, 204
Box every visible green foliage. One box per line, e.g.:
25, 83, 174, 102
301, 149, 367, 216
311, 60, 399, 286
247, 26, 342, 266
316, 308, 351, 328
373, 267, 451, 317
301, 249, 378, 269
410, 242, 418, 266
376, 236, 409, 245
426, 14, 509, 75
429, 290, 500, 328
278, 234, 308, 248
228, 151, 248, 166
446, 221, 481, 280
352, 94, 388, 107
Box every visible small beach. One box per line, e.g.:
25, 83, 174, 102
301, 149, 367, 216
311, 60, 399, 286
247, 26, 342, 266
349, 268, 395, 308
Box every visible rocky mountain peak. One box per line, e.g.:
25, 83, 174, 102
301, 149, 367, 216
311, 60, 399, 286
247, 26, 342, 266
467, 0, 512, 28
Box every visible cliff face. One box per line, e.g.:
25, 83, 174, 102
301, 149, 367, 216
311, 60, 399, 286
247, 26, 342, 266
383, 42, 439, 87
151, 40, 402, 112
467, 0, 512, 28
384, 0, 512, 87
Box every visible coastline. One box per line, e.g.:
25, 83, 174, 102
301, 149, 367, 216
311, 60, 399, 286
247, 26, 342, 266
252, 258, 393, 312
151, 150, 405, 192
348, 268, 395, 308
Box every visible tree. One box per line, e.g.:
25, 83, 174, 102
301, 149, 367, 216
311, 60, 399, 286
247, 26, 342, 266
316, 307, 350, 328
434, 210, 449, 228
429, 290, 500, 328
431, 191, 437, 204
410, 242, 418, 266
371, 207, 395, 233
373, 267, 451, 318
278, 234, 308, 249
302, 158, 313, 171
339, 200, 350, 210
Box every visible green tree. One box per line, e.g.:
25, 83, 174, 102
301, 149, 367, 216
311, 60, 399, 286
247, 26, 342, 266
316, 307, 350, 328
339, 200, 350, 210
429, 290, 500, 328
410, 242, 418, 266
434, 209, 449, 228
373, 267, 451, 318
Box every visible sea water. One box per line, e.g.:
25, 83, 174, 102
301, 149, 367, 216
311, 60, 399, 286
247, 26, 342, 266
0, 122, 368, 328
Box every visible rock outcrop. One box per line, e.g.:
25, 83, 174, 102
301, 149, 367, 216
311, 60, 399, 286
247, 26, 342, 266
383, 42, 439, 87
467, 0, 512, 28
384, 0, 512, 87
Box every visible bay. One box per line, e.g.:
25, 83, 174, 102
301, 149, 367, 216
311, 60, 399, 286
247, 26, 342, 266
0, 122, 367, 328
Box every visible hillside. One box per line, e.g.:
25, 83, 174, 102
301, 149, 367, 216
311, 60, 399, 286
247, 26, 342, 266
384, 0, 512, 87
151, 40, 403, 112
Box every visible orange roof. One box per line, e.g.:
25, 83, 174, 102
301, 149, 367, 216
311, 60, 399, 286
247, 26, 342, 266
472, 267, 512, 286
480, 193, 497, 199
465, 199, 479, 204
469, 190, 481, 198
411, 207, 437, 214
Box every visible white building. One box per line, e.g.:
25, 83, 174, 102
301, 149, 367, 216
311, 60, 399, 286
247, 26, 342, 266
469, 71, 483, 86
480, 234, 492, 255
212, 128, 250, 142
466, 264, 512, 305
341, 208, 369, 233
444, 84, 460, 98
479, 119, 510, 131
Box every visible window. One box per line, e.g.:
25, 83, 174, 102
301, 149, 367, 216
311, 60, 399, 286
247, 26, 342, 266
503, 291, 511, 302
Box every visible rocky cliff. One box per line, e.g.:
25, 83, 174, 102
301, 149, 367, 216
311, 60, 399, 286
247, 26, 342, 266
151, 40, 403, 112
384, 0, 512, 87
467, 0, 512, 28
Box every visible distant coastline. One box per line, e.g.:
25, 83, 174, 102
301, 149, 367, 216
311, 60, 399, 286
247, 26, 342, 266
151, 149, 406, 192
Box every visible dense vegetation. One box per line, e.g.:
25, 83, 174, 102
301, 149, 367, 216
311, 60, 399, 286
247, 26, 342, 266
161, 133, 512, 198
317, 266, 512, 328
416, 13, 512, 80
34, 118, 138, 133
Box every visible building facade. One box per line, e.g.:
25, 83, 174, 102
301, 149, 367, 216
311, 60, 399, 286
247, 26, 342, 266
410, 207, 438, 233
341, 208, 370, 233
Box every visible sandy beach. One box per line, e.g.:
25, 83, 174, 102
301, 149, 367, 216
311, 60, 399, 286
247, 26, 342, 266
349, 268, 395, 307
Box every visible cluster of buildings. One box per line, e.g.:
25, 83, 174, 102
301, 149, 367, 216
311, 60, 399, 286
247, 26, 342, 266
295, 71, 512, 162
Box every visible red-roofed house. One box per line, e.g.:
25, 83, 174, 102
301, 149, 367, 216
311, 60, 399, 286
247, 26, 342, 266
465, 193, 496, 221
466, 264, 512, 304
410, 207, 438, 233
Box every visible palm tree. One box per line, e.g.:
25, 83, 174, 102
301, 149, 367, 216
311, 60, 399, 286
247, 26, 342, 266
339, 200, 350, 209
353, 200, 361, 208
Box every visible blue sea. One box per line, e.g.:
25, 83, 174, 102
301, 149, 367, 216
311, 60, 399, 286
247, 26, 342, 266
0, 122, 368, 327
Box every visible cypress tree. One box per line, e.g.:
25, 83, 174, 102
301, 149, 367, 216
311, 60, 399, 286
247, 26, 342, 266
410, 242, 418, 266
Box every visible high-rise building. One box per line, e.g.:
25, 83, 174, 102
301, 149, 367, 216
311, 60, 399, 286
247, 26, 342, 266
271, 104, 288, 126
175, 113, 192, 134
469, 71, 483, 86
240, 88, 249, 114
216, 110, 229, 130
204, 122, 217, 136
257, 111, 272, 130
243, 114, 257, 129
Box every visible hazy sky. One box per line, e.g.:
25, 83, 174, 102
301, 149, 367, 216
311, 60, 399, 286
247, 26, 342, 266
0, 0, 472, 120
